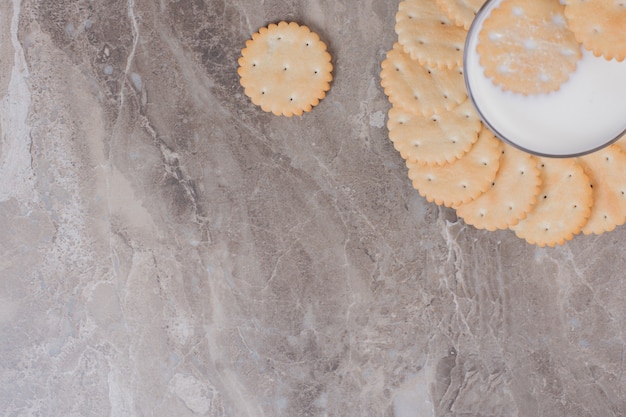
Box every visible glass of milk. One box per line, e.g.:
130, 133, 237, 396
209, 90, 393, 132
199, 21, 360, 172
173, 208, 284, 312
464, 0, 626, 157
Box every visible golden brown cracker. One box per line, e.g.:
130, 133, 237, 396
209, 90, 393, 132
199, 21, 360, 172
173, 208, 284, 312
477, 0, 581, 94
406, 127, 502, 207
380, 43, 466, 116
455, 143, 541, 231
612, 131, 626, 154
238, 21, 333, 116
563, 0, 626, 62
511, 157, 592, 247
395, 0, 467, 69
578, 146, 626, 235
436, 0, 487, 29
387, 99, 481, 166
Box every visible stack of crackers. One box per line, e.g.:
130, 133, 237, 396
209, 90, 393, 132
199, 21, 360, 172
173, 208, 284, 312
381, 0, 626, 247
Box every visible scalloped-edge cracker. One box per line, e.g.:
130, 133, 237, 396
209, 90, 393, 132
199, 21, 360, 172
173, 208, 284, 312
436, 0, 487, 30
380, 43, 466, 116
511, 157, 592, 247
563, 0, 626, 62
455, 143, 541, 231
406, 127, 502, 207
238, 21, 333, 116
395, 0, 467, 69
477, 0, 581, 94
578, 145, 626, 235
387, 99, 481, 166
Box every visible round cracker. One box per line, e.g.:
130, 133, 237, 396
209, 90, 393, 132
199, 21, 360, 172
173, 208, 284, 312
455, 143, 541, 231
436, 0, 487, 30
578, 146, 626, 235
477, 0, 581, 95
387, 99, 481, 166
395, 0, 467, 69
380, 43, 467, 116
237, 21, 333, 117
563, 0, 626, 62
511, 157, 592, 247
406, 127, 502, 207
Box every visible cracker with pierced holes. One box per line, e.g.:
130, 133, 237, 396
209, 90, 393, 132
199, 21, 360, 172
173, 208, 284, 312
511, 158, 592, 247
387, 99, 481, 166
436, 0, 487, 30
578, 146, 626, 235
380, 43, 466, 117
563, 0, 626, 62
455, 143, 541, 231
238, 21, 333, 117
406, 127, 501, 207
395, 0, 467, 69
477, 0, 581, 94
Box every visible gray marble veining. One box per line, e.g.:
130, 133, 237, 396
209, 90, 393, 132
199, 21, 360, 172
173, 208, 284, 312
0, 0, 624, 416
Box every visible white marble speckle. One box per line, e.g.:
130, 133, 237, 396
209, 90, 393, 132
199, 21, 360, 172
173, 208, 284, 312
393, 368, 435, 417
369, 110, 386, 129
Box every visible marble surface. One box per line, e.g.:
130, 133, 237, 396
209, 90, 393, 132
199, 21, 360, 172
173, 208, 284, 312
1, 0, 625, 416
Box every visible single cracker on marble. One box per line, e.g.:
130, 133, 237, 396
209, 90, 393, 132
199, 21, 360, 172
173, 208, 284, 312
387, 99, 481, 166
395, 0, 468, 69
406, 127, 502, 207
436, 0, 487, 29
380, 43, 467, 116
563, 0, 626, 62
238, 21, 333, 116
578, 145, 626, 235
477, 0, 581, 94
511, 157, 592, 247
455, 143, 541, 231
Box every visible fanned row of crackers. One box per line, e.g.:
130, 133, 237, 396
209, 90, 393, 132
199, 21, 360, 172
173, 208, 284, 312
382, 0, 626, 247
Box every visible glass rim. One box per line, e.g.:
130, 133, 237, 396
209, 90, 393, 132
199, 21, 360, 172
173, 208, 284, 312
462, 0, 625, 158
